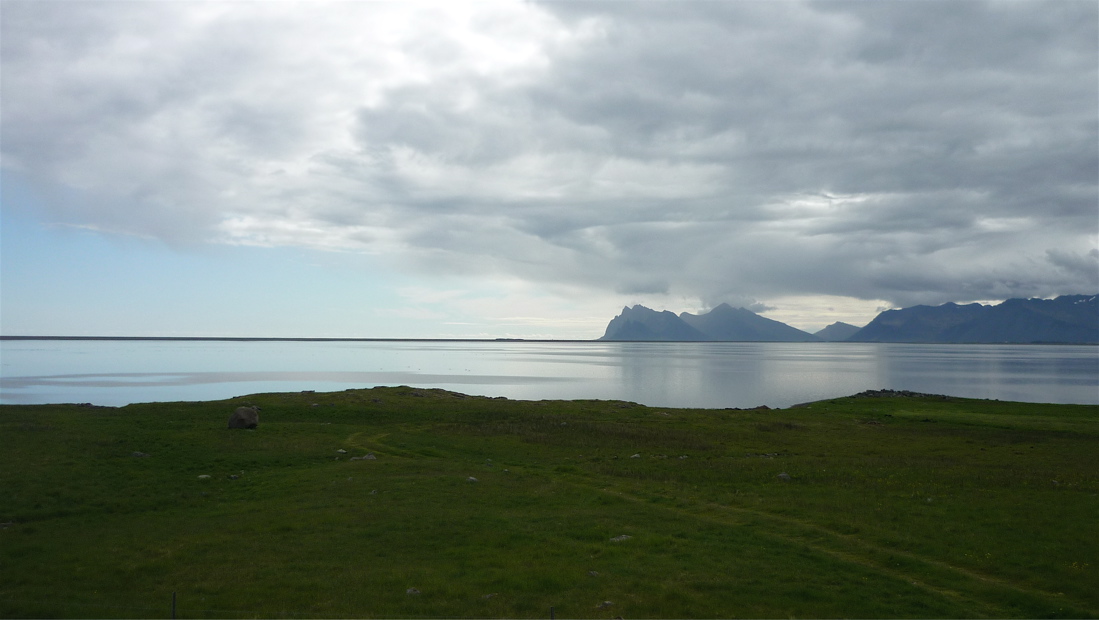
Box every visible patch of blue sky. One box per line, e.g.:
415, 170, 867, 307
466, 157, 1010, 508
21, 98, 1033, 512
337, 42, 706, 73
1, 179, 435, 337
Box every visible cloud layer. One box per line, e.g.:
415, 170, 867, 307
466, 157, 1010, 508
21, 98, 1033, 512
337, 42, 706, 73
3, 0, 1096, 310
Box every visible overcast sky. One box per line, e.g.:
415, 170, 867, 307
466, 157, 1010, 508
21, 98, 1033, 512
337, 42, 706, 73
2, 0, 1096, 338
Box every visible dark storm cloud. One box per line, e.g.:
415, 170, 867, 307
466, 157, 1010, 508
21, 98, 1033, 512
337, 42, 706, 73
2, 0, 1096, 309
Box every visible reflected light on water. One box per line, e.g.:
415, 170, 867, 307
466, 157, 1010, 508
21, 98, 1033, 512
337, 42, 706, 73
1, 340, 1096, 408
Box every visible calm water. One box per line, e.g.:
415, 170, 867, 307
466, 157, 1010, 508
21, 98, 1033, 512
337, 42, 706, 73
1, 340, 1096, 408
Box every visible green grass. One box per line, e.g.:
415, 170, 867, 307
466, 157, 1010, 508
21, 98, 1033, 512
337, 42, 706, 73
1, 387, 1096, 618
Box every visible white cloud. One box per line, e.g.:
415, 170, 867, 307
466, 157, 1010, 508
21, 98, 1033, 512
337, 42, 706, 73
2, 0, 1096, 329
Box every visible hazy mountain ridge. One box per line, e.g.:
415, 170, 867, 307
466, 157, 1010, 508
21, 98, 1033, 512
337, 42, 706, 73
600, 303, 818, 341
850, 294, 1099, 343
600, 295, 1098, 343
815, 322, 861, 341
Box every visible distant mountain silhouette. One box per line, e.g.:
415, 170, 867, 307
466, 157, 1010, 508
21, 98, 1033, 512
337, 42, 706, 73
680, 303, 820, 342
599, 303, 819, 341
599, 306, 708, 341
849, 295, 1098, 343
814, 321, 861, 341
599, 295, 1098, 343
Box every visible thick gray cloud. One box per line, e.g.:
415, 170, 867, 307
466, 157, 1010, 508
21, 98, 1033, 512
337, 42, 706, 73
2, 0, 1096, 310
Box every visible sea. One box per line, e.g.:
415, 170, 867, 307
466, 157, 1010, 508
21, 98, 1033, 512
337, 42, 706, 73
0, 339, 1096, 408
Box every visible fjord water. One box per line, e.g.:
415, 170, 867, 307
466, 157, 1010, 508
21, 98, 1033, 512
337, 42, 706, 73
1, 340, 1096, 408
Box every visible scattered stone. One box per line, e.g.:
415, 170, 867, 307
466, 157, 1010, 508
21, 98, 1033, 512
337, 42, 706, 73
481, 593, 498, 599
597, 601, 614, 609
370, 489, 378, 495
364, 453, 376, 460
198, 475, 211, 480
131, 451, 150, 458
588, 570, 600, 577
228, 474, 240, 480
678, 455, 688, 459
467, 476, 479, 483
337, 449, 347, 454
610, 534, 632, 542
228, 406, 260, 429
630, 453, 641, 459
406, 587, 421, 595
777, 472, 792, 481
1052, 480, 1060, 487
852, 389, 950, 400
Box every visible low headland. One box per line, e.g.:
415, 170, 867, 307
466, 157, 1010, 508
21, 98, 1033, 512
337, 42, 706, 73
2, 388, 1096, 618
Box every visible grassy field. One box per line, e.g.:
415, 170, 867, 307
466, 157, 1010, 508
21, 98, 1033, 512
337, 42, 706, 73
1, 387, 1096, 618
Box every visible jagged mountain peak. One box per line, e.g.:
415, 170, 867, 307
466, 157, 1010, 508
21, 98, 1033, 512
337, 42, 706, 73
601, 304, 818, 342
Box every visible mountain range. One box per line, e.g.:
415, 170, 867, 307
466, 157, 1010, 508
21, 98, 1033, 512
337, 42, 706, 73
598, 295, 1098, 343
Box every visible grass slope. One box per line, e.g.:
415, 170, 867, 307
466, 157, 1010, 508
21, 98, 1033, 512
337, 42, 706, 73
1, 388, 1096, 618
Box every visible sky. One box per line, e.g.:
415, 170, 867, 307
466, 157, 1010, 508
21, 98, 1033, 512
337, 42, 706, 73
1, 0, 1097, 339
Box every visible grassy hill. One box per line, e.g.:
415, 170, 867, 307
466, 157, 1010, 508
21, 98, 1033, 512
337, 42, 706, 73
2, 388, 1096, 618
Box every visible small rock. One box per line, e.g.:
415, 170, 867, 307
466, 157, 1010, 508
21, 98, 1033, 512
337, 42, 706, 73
337, 449, 347, 454
597, 601, 614, 609
777, 472, 792, 481
406, 587, 420, 595
610, 534, 632, 542
678, 455, 688, 459
228, 474, 239, 480
467, 476, 479, 483
364, 453, 376, 460
131, 451, 149, 458
198, 475, 211, 480
630, 453, 641, 459
228, 405, 260, 430
482, 592, 498, 599
370, 489, 377, 495
588, 570, 600, 577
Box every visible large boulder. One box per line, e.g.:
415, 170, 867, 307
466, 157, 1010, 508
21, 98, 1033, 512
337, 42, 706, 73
228, 406, 260, 429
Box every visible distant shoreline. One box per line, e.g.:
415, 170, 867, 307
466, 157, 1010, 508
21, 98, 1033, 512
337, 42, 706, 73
0, 335, 581, 343
1, 336, 1094, 345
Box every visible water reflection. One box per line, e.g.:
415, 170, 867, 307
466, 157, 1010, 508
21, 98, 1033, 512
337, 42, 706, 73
1, 340, 1095, 408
